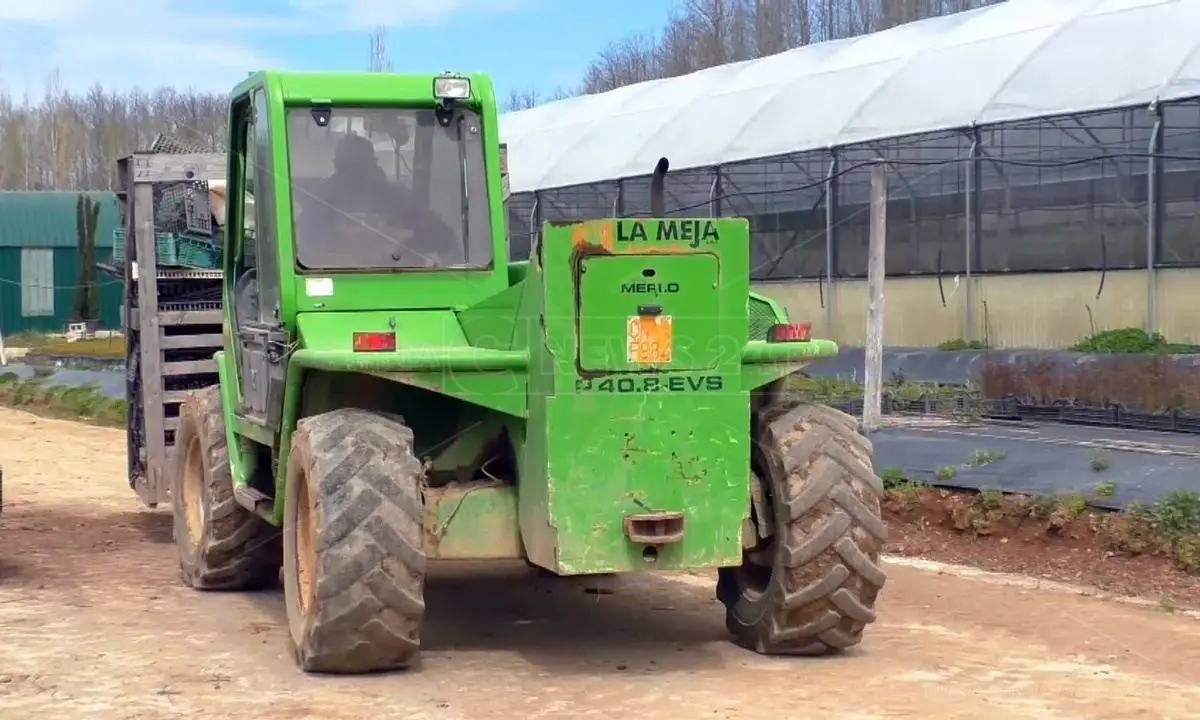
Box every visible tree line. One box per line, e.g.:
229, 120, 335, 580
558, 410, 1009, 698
503, 0, 1004, 109
0, 0, 1001, 191
0, 70, 226, 191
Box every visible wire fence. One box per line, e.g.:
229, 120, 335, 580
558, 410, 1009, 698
506, 98, 1200, 281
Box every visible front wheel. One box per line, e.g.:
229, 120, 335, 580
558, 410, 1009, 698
283, 408, 427, 674
171, 386, 280, 590
718, 402, 888, 655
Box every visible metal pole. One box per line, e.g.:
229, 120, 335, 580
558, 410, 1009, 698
710, 166, 722, 216
863, 163, 887, 433
825, 151, 839, 341
1147, 104, 1163, 335
965, 129, 980, 343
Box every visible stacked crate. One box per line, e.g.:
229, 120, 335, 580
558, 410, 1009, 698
116, 137, 227, 507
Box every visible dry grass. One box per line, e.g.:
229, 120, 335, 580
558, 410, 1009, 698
0, 370, 125, 427
980, 355, 1200, 414
4, 331, 125, 360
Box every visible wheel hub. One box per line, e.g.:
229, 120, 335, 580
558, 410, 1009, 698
736, 468, 778, 600
736, 538, 775, 600
182, 435, 205, 544
295, 471, 318, 617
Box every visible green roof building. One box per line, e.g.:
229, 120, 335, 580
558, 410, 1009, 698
0, 191, 123, 335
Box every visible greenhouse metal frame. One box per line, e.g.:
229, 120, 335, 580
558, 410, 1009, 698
500, 0, 1200, 306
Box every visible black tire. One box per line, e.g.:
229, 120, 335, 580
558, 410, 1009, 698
718, 402, 887, 655
283, 408, 426, 674
172, 385, 280, 590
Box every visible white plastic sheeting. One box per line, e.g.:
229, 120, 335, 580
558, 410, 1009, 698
500, 0, 1200, 194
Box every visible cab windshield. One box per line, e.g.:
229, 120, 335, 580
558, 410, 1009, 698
285, 106, 493, 270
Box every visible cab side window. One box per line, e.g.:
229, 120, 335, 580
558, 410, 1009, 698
233, 89, 279, 326
249, 89, 280, 322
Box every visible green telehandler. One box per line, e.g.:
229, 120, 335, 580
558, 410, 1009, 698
165, 70, 887, 673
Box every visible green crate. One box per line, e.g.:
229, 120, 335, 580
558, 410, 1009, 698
112, 229, 127, 263
177, 237, 221, 269
156, 233, 220, 269
113, 229, 220, 269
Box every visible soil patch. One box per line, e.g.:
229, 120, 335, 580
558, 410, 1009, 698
884, 486, 1200, 611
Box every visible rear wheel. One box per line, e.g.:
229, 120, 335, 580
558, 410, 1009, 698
718, 402, 887, 655
283, 408, 427, 674
172, 386, 280, 590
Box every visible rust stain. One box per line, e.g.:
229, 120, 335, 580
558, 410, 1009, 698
599, 221, 614, 251
570, 219, 706, 255
570, 225, 614, 380
570, 224, 589, 249
569, 220, 615, 251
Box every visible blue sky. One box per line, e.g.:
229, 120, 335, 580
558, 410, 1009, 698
0, 0, 674, 102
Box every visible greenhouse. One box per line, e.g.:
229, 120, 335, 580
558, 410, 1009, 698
498, 0, 1200, 347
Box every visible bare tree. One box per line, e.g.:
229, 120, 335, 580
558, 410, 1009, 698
579, 0, 1005, 95
505, 87, 542, 112
504, 85, 579, 112
0, 69, 228, 191
582, 31, 662, 93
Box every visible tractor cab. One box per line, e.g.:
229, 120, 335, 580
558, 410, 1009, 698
224, 71, 509, 337
222, 71, 510, 427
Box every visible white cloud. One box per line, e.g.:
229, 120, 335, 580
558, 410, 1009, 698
0, 0, 283, 95
0, 1, 101, 23
0, 0, 533, 96
285, 0, 533, 30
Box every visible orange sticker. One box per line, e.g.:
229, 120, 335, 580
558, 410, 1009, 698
627, 315, 672, 364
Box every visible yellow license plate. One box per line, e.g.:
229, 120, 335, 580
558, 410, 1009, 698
627, 315, 672, 364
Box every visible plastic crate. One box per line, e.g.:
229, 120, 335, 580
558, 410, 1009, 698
113, 229, 127, 263
184, 190, 214, 236
177, 237, 221, 269
156, 233, 220, 269
114, 230, 220, 269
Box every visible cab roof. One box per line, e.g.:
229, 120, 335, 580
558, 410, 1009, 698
232, 70, 497, 108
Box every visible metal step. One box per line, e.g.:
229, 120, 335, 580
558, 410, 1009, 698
233, 485, 275, 521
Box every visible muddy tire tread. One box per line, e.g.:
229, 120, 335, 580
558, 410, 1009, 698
172, 385, 279, 591
286, 408, 426, 674
719, 401, 887, 655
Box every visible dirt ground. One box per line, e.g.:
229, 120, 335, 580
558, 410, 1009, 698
3, 408, 1200, 719
883, 486, 1200, 610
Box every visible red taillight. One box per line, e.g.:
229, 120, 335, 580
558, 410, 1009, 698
352, 331, 397, 352
767, 323, 812, 343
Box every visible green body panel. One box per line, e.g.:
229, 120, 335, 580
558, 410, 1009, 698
216, 350, 257, 493
425, 484, 523, 559
456, 282, 524, 350
292, 271, 506, 314
538, 392, 749, 572
209, 69, 843, 575
577, 253, 723, 372
515, 218, 751, 573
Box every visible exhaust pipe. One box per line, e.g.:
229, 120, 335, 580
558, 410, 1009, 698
650, 156, 669, 216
